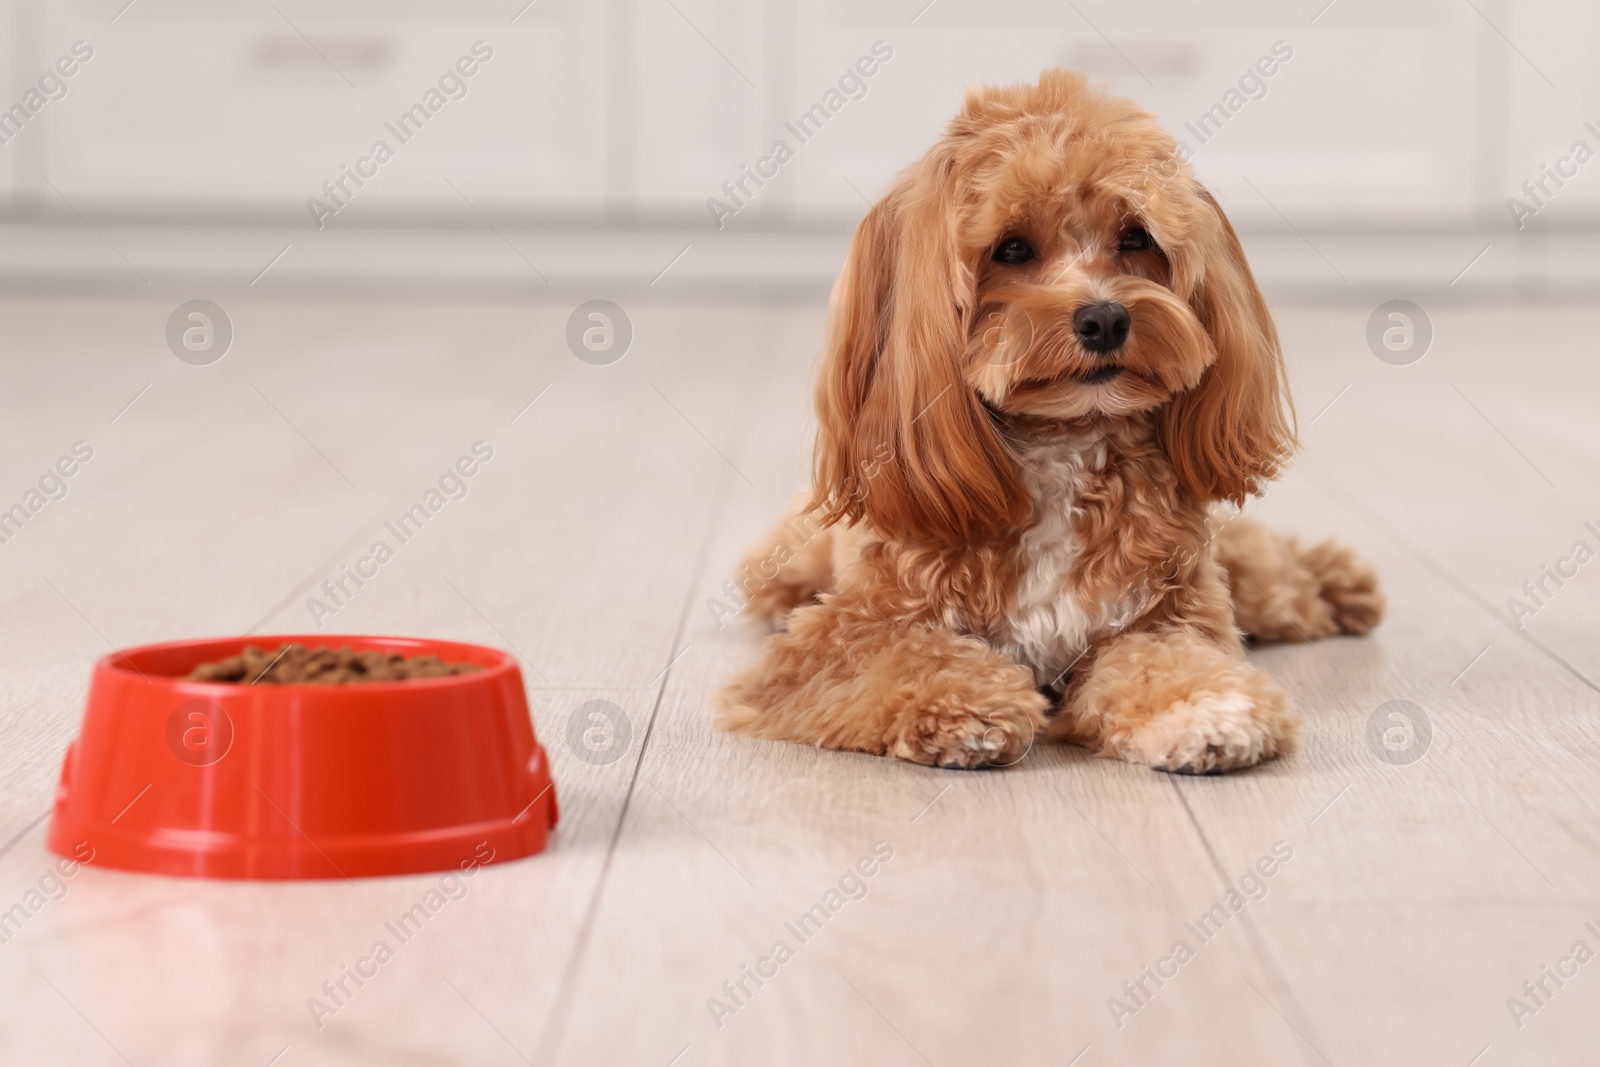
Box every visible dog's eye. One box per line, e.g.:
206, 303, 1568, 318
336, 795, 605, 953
1118, 226, 1153, 252
992, 236, 1035, 265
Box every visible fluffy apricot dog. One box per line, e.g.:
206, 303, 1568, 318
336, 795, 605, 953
718, 71, 1383, 773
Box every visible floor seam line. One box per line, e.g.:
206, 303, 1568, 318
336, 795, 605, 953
1169, 777, 1330, 1067
0, 809, 52, 865
1297, 458, 1600, 696
529, 355, 762, 1065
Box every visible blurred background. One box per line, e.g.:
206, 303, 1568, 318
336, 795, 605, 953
2, 0, 1599, 296
4, 5, 1600, 1066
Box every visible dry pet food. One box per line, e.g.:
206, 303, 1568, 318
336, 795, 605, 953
188, 644, 481, 685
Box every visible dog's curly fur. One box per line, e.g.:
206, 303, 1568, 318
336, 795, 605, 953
717, 71, 1383, 773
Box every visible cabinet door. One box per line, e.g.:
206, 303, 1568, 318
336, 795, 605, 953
1498, 0, 1600, 229
783, 0, 1480, 228
627, 0, 773, 218
34, 0, 607, 218
784, 1, 1075, 223
1146, 1, 1479, 228
0, 4, 22, 200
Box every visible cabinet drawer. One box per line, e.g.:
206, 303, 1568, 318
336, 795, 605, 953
36, 0, 608, 217
783, 0, 1479, 228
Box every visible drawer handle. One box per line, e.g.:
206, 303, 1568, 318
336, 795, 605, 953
252, 33, 392, 70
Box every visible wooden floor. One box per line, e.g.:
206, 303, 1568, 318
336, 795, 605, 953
1, 293, 1598, 1067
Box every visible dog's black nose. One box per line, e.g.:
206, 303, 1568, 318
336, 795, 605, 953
1072, 301, 1130, 354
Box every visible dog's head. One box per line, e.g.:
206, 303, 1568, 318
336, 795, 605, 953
812, 70, 1294, 544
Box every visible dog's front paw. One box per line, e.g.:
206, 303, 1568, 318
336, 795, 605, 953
889, 682, 1047, 769
1068, 634, 1299, 774
1118, 688, 1291, 774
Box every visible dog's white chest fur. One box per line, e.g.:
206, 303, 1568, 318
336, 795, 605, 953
999, 429, 1145, 687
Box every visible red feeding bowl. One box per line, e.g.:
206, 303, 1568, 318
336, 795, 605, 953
47, 635, 558, 880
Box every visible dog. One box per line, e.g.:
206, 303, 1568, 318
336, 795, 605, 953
717, 70, 1383, 774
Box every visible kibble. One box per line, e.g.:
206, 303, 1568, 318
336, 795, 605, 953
187, 643, 482, 685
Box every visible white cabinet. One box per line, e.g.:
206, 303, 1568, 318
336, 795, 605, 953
1160, 2, 1480, 227
782, 3, 1071, 221
0, 1, 29, 198
27, 0, 609, 218
625, 0, 773, 218
781, 0, 1482, 227
1497, 0, 1600, 230
0, 0, 1576, 229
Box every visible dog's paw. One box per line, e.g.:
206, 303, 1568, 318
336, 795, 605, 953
1118, 689, 1291, 774
1066, 632, 1299, 774
890, 692, 1046, 769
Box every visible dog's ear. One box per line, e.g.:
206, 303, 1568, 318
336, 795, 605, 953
1160, 187, 1296, 505
810, 157, 1027, 544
